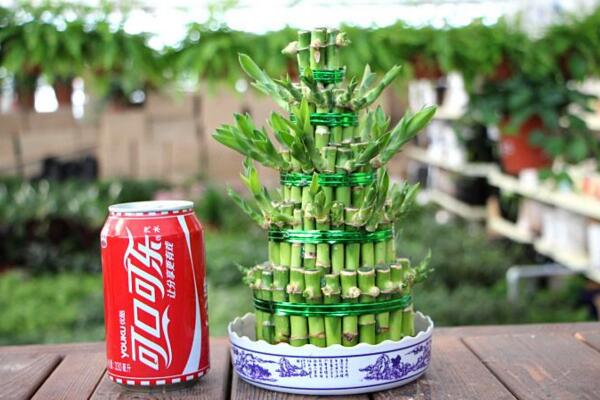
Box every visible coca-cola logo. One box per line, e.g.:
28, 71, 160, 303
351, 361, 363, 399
123, 226, 173, 371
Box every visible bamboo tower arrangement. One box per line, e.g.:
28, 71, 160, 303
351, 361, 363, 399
215, 28, 435, 347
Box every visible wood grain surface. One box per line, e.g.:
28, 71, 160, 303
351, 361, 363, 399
465, 333, 600, 400
2, 322, 600, 400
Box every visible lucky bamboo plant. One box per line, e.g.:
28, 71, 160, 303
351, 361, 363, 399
215, 28, 435, 347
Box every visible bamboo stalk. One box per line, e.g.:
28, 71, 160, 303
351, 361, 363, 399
272, 265, 290, 343
335, 147, 352, 206
327, 28, 343, 145
290, 158, 303, 208
260, 265, 274, 343
323, 273, 342, 346
344, 208, 360, 271
389, 259, 408, 341
401, 259, 416, 337
375, 240, 387, 265
304, 269, 326, 347
297, 30, 311, 76
279, 203, 294, 267
331, 201, 345, 275
281, 150, 292, 200
288, 267, 308, 346
342, 122, 355, 144
290, 210, 303, 270
303, 208, 316, 270
386, 224, 396, 263
361, 242, 375, 268
310, 28, 327, 70
252, 266, 263, 341
326, 28, 340, 71
288, 209, 308, 346
321, 146, 336, 202
268, 240, 280, 267
316, 216, 331, 275
350, 143, 368, 205
376, 265, 394, 343
340, 270, 360, 346
358, 267, 379, 345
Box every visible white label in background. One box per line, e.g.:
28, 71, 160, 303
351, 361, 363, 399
588, 223, 600, 270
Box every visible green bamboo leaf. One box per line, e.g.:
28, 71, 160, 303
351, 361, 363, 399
351, 65, 402, 110
414, 250, 433, 285
227, 186, 265, 227
356, 64, 376, 97
378, 106, 436, 165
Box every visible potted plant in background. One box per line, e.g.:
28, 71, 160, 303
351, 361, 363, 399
0, 3, 91, 110
84, 22, 164, 110
468, 73, 596, 176
450, 116, 497, 206
0, 19, 41, 111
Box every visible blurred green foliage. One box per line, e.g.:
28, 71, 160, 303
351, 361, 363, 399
2, 4, 600, 94
0, 183, 591, 344
397, 208, 589, 325
0, 270, 104, 345
0, 178, 166, 273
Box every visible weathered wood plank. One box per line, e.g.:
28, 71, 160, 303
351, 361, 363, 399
465, 333, 600, 400
230, 372, 369, 400
575, 331, 600, 353
0, 341, 104, 354
373, 336, 515, 400
1, 321, 598, 354
32, 352, 106, 400
0, 353, 61, 400
435, 321, 600, 338
91, 337, 229, 400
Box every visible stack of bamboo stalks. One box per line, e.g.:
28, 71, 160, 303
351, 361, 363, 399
215, 28, 435, 347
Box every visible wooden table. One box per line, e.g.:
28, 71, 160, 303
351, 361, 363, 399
2, 322, 600, 400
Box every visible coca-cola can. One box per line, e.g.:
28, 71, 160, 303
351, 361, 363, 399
100, 200, 209, 387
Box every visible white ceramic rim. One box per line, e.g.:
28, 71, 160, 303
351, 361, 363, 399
228, 311, 434, 351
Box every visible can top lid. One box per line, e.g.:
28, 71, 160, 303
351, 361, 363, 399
109, 200, 194, 214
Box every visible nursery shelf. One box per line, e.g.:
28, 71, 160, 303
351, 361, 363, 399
426, 189, 487, 221
487, 214, 600, 282
488, 169, 600, 220
432, 108, 463, 121
406, 146, 495, 178
533, 240, 590, 272
488, 216, 533, 244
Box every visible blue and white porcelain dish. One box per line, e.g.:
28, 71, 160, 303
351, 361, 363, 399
228, 311, 434, 395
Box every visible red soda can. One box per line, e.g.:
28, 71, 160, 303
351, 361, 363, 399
100, 200, 209, 386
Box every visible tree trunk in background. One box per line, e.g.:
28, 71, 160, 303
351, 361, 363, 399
14, 77, 38, 112
488, 57, 513, 81
54, 78, 74, 106
411, 54, 443, 80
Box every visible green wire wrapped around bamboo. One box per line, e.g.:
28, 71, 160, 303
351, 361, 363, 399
214, 27, 436, 347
